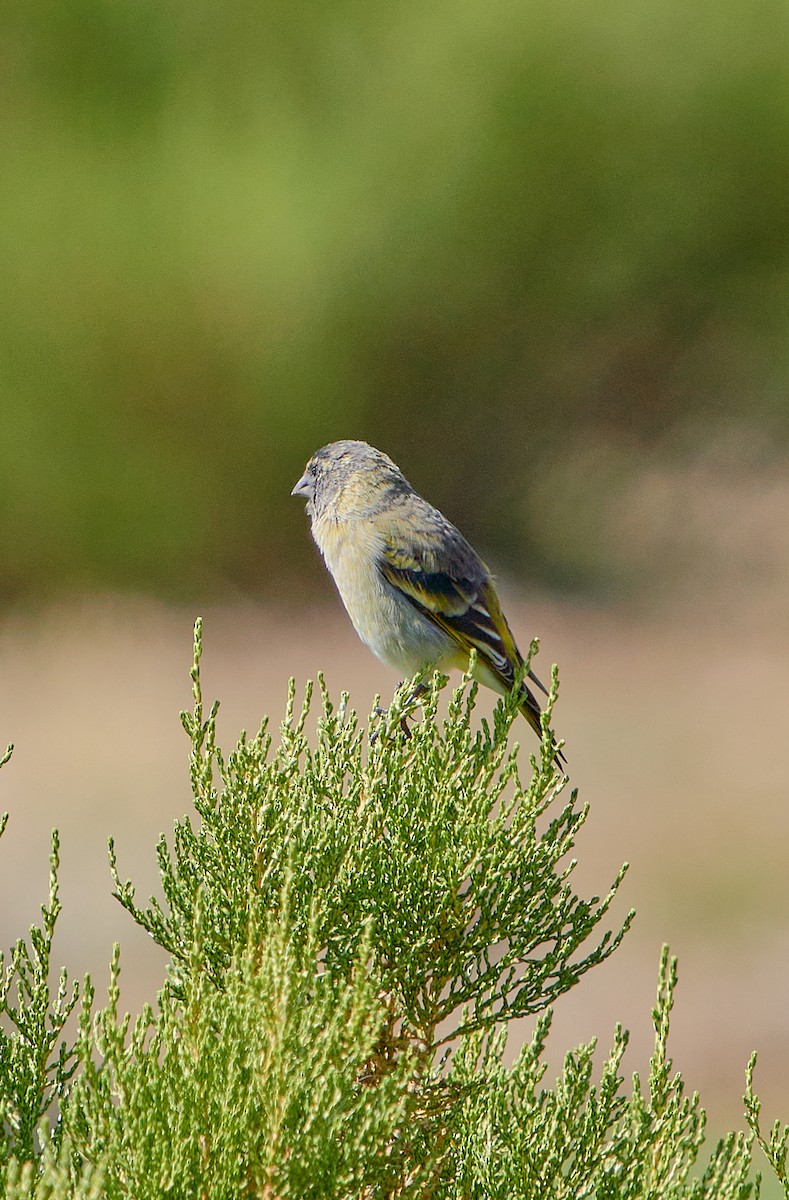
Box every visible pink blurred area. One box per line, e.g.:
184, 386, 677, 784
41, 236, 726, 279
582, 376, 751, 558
0, 586, 786, 1135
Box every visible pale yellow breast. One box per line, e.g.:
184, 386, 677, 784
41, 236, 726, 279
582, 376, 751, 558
310, 511, 454, 673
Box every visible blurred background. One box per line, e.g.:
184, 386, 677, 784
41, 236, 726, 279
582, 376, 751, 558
0, 0, 787, 1162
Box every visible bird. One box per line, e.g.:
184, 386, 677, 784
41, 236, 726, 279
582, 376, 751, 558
292, 440, 565, 768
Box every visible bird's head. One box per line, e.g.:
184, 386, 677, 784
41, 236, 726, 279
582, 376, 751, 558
291, 440, 409, 520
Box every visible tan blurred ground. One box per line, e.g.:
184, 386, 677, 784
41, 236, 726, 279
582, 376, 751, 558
0, 571, 787, 1140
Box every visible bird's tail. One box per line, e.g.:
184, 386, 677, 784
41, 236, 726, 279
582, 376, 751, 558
518, 681, 567, 772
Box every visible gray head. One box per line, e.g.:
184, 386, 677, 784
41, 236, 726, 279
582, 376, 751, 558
291, 440, 411, 519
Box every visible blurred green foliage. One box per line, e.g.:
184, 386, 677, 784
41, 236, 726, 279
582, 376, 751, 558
1, 0, 787, 600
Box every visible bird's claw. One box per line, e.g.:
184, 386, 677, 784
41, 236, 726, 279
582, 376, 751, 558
370, 683, 427, 744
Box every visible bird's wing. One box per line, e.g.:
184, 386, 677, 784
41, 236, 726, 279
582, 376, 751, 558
379, 538, 525, 692
379, 534, 563, 764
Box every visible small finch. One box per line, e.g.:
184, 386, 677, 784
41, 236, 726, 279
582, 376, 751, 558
292, 440, 565, 767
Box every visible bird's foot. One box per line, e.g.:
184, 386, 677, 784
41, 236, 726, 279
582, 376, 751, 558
370, 682, 428, 744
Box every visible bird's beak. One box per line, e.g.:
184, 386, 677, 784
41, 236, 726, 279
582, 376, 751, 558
291, 471, 314, 500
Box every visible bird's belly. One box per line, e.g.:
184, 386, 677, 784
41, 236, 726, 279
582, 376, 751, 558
330, 549, 453, 675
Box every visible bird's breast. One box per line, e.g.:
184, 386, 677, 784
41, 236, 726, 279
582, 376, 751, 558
311, 515, 453, 674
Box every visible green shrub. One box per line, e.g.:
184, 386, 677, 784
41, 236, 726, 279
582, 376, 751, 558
0, 622, 784, 1196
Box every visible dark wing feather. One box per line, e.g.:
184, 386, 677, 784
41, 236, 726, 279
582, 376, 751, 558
377, 514, 564, 768
380, 554, 550, 730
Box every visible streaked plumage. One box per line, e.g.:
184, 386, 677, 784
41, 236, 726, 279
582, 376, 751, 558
292, 440, 564, 767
